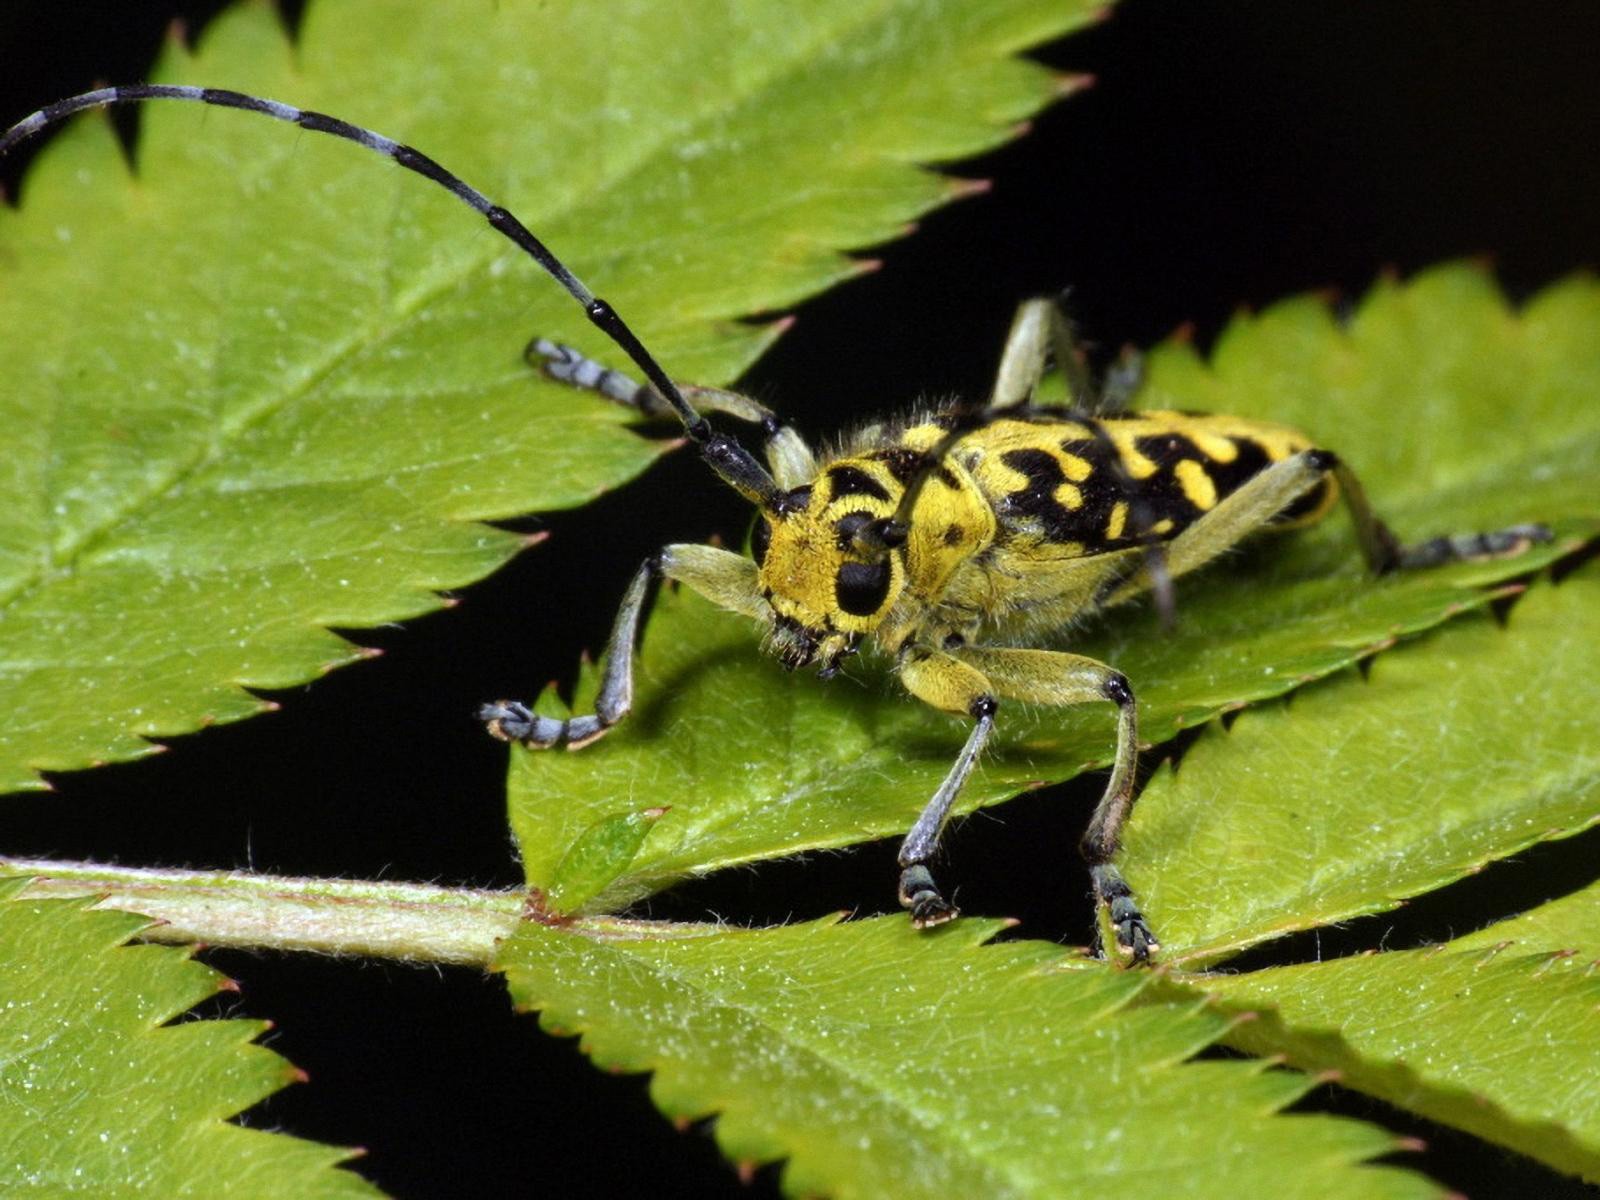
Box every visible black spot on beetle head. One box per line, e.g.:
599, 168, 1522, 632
835, 560, 892, 616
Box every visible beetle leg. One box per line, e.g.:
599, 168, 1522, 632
989, 297, 1093, 411
1326, 455, 1551, 572
895, 643, 1154, 960
952, 645, 1152, 961
526, 338, 817, 488
480, 543, 763, 749
1097, 449, 1339, 608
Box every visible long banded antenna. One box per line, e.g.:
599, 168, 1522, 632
1, 84, 787, 508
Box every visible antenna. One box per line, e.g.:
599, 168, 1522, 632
0, 85, 787, 510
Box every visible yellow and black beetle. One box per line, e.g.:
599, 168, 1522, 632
2, 86, 1548, 959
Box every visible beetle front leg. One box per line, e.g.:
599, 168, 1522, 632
893, 646, 1001, 927
481, 543, 763, 750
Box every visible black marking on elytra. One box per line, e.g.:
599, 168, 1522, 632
1076, 415, 1184, 559
999, 424, 1295, 552
826, 464, 892, 503
1133, 432, 1203, 469
1185, 434, 1325, 522
1113, 441, 1211, 535
1202, 436, 1273, 502
996, 446, 1141, 550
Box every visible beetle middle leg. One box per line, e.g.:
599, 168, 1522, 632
989, 297, 1093, 410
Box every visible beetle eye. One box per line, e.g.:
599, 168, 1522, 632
835, 560, 890, 616
750, 516, 773, 566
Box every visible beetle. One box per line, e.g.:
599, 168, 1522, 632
1, 86, 1549, 959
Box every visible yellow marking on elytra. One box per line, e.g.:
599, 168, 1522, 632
1106, 500, 1128, 540
1054, 481, 1084, 510
1174, 459, 1219, 510
1059, 453, 1093, 482
1111, 434, 1160, 479
1189, 430, 1239, 462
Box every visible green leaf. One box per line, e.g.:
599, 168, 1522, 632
546, 805, 669, 912
1449, 876, 1600, 955
1200, 880, 1600, 1184
0, 879, 379, 1197
1121, 569, 1600, 967
497, 914, 1440, 1199
0, 0, 1086, 793
1142, 267, 1600, 531
508, 267, 1596, 912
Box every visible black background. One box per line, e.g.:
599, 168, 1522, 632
3, 3, 1599, 1197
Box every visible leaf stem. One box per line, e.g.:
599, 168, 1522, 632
0, 857, 524, 966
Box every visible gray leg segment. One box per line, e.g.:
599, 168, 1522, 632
527, 338, 817, 488
1099, 450, 1335, 609
480, 556, 656, 749
530, 336, 663, 411
1098, 449, 1552, 612
1075, 674, 1154, 960
1330, 457, 1551, 573
955, 646, 1152, 959
896, 706, 997, 928
481, 543, 765, 750
892, 641, 1154, 956
1096, 349, 1145, 416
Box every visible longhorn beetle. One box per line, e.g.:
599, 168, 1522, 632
2, 86, 1551, 960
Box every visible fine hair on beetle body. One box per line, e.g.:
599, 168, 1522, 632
2, 85, 1552, 962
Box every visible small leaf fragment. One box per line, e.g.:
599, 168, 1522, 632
547, 806, 669, 913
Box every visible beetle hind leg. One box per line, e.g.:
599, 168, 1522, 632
1326, 455, 1552, 572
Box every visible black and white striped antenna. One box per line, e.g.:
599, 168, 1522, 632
0, 84, 787, 511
